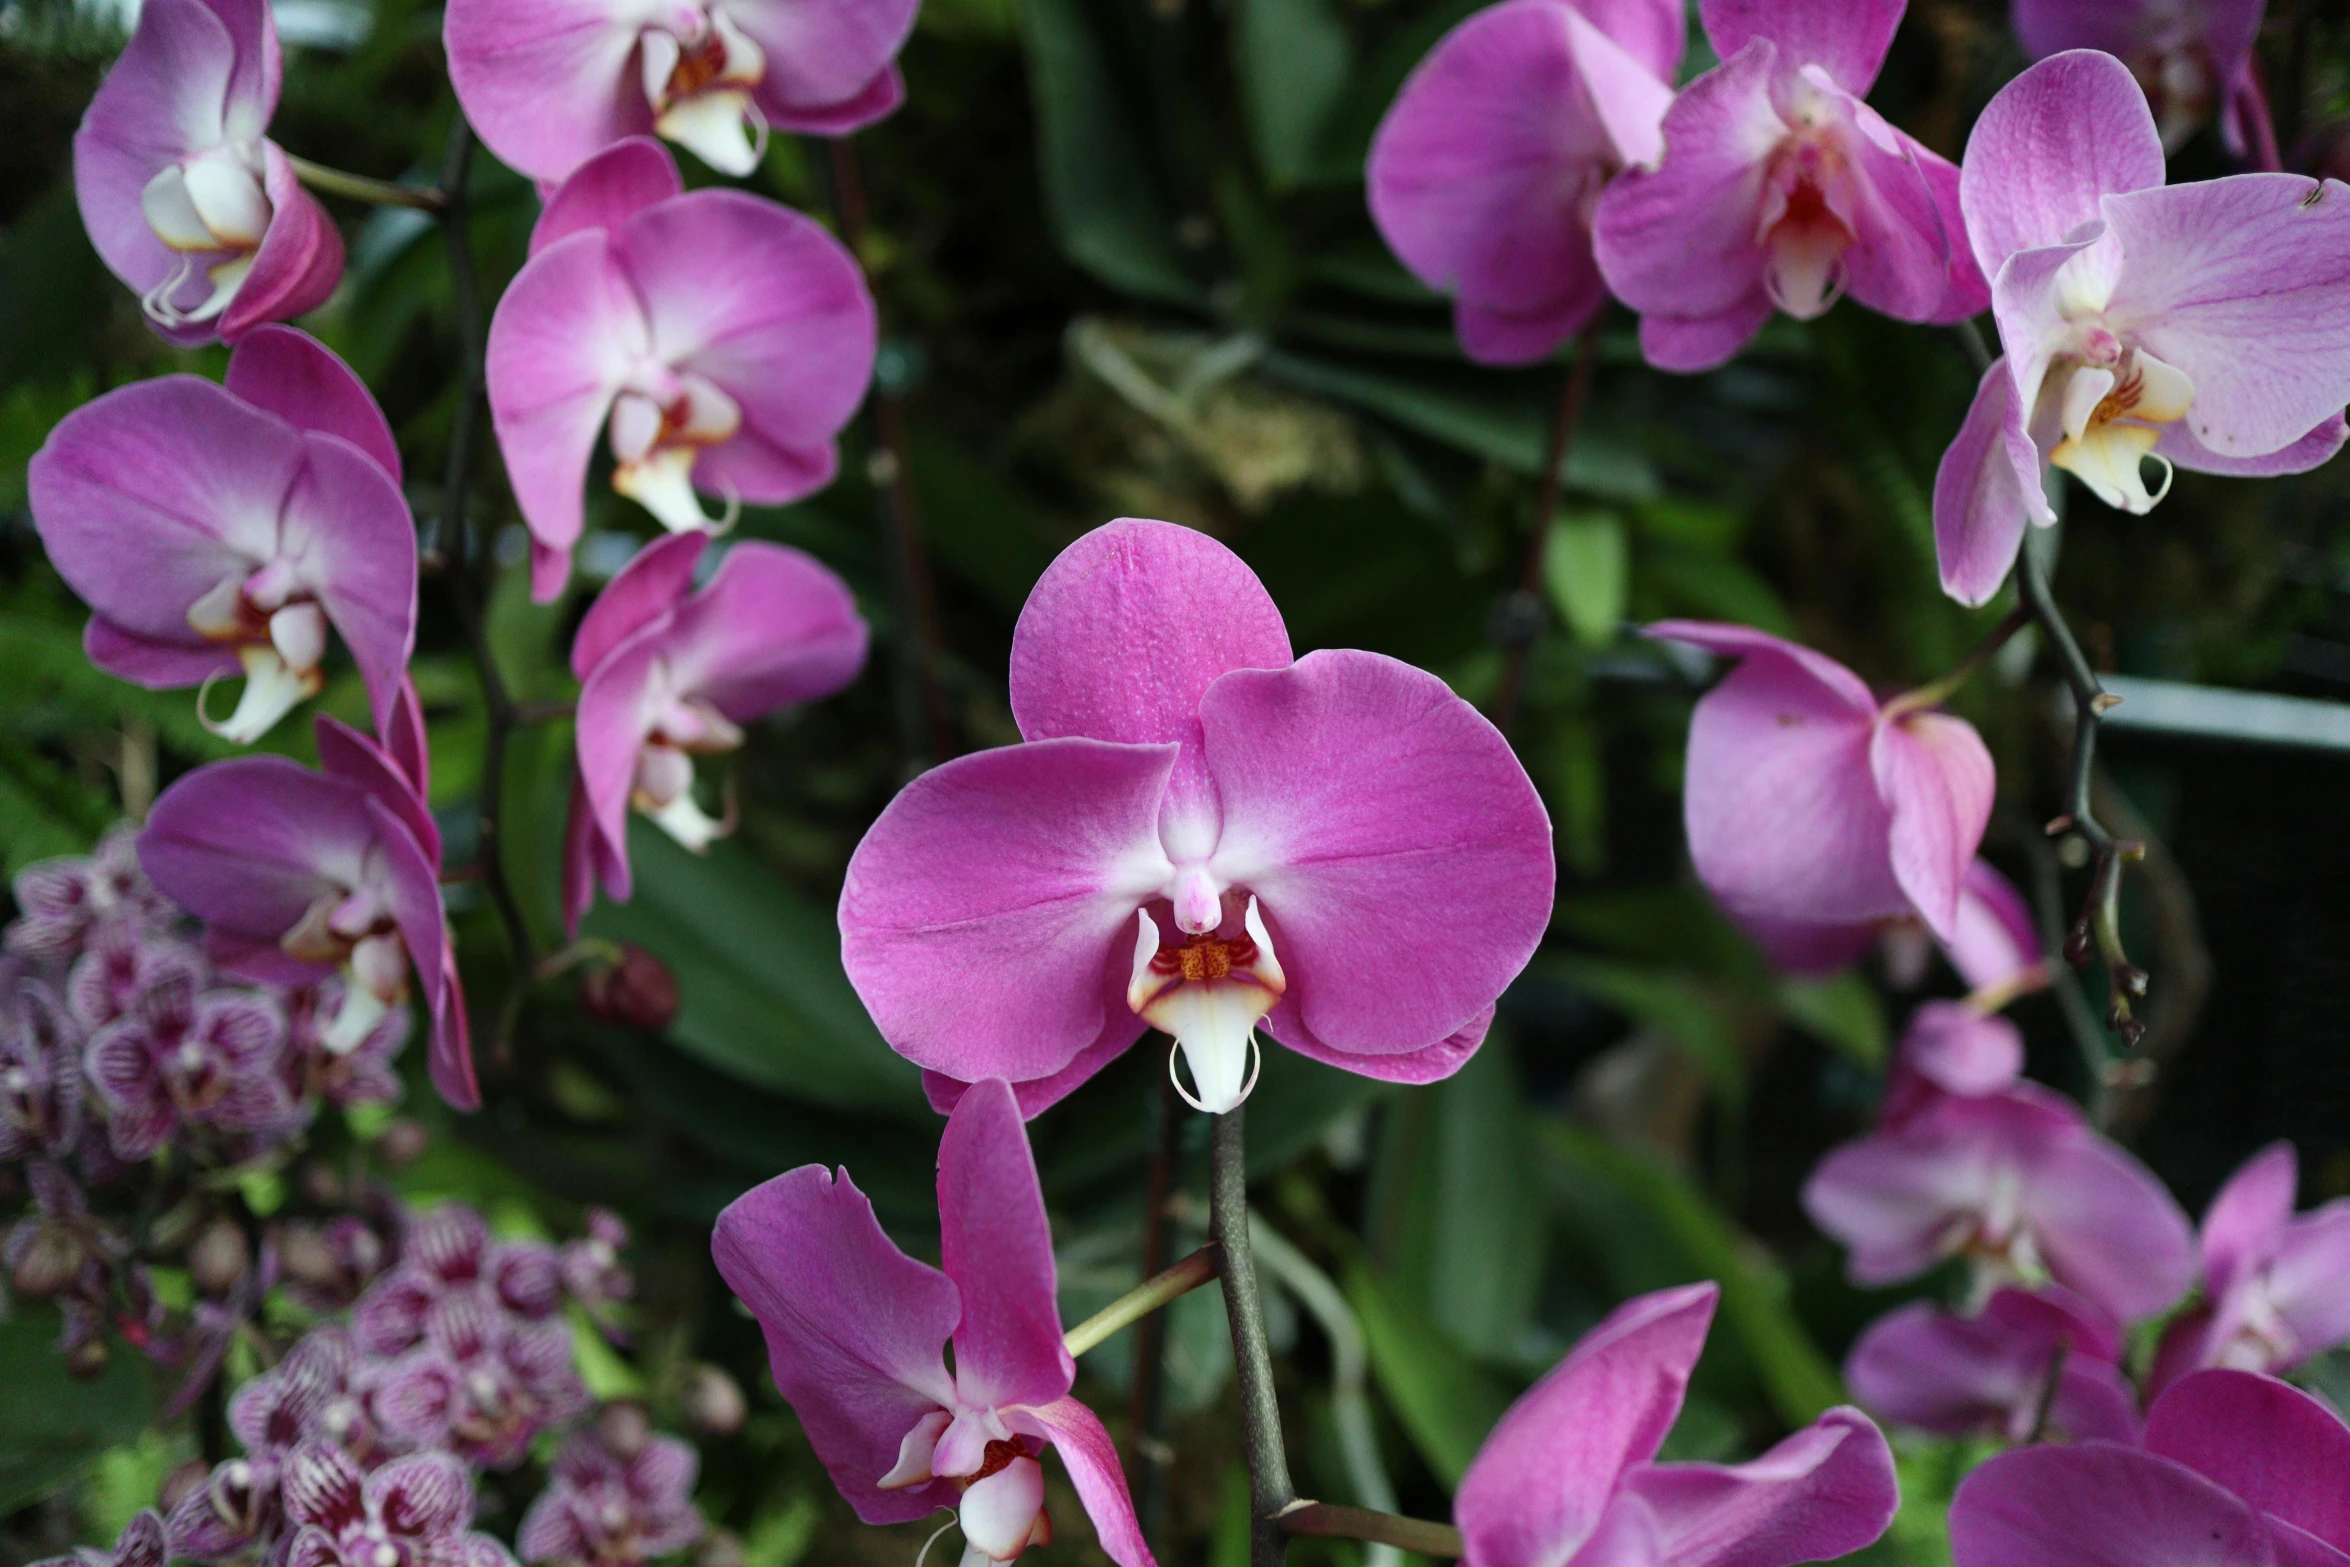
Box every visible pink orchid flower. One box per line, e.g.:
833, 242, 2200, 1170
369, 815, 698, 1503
1589, 0, 1988, 372
137, 698, 479, 1111
1457, 1283, 1897, 1567
2013, 0, 2278, 168
839, 519, 1554, 1118
2150, 1141, 2350, 1390
711, 1078, 1152, 1567
1953, 1370, 2350, 1567
1846, 1284, 2142, 1446
446, 0, 917, 182
29, 327, 416, 747
73, 0, 341, 344
1740, 857, 2050, 1010
1934, 50, 2350, 605
278, 1442, 515, 1567
486, 138, 876, 602
563, 530, 869, 933
1366, 0, 1683, 365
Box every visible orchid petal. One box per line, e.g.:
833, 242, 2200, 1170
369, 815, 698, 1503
2018, 1129, 2197, 1323
529, 136, 684, 257
1959, 51, 2164, 279
571, 530, 707, 681
2266, 1204, 2350, 1360
2159, 413, 2349, 479
1950, 1443, 2279, 1567
727, 0, 921, 130
140, 757, 378, 942
1623, 1408, 1897, 1567
1268, 1002, 1489, 1087
1933, 361, 2045, 606
284, 430, 420, 742
218, 145, 343, 341
1010, 1397, 1153, 1567
443, 0, 647, 183
939, 1079, 1074, 1411
2201, 1143, 2297, 1302
1871, 711, 1995, 942
1943, 860, 2046, 997
1699, 0, 1902, 91
2145, 1371, 2350, 1552
660, 542, 869, 721
225, 326, 401, 482
1845, 1290, 2138, 1444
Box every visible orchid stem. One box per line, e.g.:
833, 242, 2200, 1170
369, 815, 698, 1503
287, 154, 446, 211
1212, 1106, 1296, 1567
1276, 1502, 1464, 1558
1882, 604, 2033, 719
1063, 1246, 1219, 1359
1492, 324, 1600, 736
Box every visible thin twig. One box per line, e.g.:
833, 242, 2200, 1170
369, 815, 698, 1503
2023, 1336, 2071, 1445
1881, 604, 2033, 720
1062, 1246, 1219, 1358
1492, 326, 1601, 735
1276, 1503, 1464, 1558
1211, 1108, 1295, 1567
1127, 1071, 1184, 1546
287, 154, 446, 212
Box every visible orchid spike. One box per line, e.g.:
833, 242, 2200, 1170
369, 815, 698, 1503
564, 530, 868, 933
712, 1078, 1154, 1567
838, 519, 1554, 1118
1590, 0, 1988, 372
1846, 1284, 2141, 1445
2013, 0, 2279, 168
73, 0, 341, 343
485, 138, 877, 602
1367, 0, 1683, 364
2150, 1141, 2350, 1389
30, 327, 416, 746
1457, 1283, 1898, 1567
1934, 50, 2350, 605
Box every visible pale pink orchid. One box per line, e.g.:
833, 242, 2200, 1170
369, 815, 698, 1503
446, 0, 917, 181
2150, 1141, 2350, 1389
485, 138, 876, 602
563, 530, 868, 934
74, 0, 341, 343
29, 327, 416, 746
1456, 1283, 1897, 1567
2013, 0, 2279, 168
1934, 49, 2350, 605
1367, 0, 1683, 364
1742, 857, 2050, 1008
839, 519, 1553, 1118
1590, 0, 1988, 372
1952, 1370, 2350, 1567
1846, 1284, 2141, 1446
711, 1078, 1152, 1567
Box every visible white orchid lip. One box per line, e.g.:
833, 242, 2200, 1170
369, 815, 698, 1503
1757, 136, 1853, 321
630, 687, 744, 852
1126, 897, 1285, 1114
138, 145, 271, 329
279, 878, 412, 1052
188, 563, 331, 742
639, 7, 769, 175
2045, 346, 2193, 514
610, 372, 744, 535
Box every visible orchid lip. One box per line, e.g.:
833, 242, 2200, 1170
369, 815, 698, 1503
640, 7, 770, 175
1126, 896, 1285, 1114
198, 641, 327, 744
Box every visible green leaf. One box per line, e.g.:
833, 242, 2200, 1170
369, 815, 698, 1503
1348, 1265, 1514, 1486
1545, 954, 1746, 1105
0, 1310, 154, 1514
1545, 513, 1629, 648
1774, 971, 1889, 1068
1235, 0, 1353, 189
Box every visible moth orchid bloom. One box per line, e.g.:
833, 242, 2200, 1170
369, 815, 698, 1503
1953, 1371, 2350, 1567
1876, 1001, 2029, 1129
1590, 0, 1987, 372
563, 530, 868, 933
1741, 857, 2049, 1009
137, 699, 479, 1112
486, 138, 876, 602
2150, 1141, 2350, 1390
1934, 50, 2350, 605
840, 519, 1553, 1118
29, 327, 416, 746
1846, 1284, 2141, 1445
278, 1442, 515, 1567
1457, 1283, 1897, 1567
1366, 0, 1683, 365
2013, 0, 2278, 168
446, 0, 918, 182
73, 0, 341, 343
712, 1079, 1153, 1567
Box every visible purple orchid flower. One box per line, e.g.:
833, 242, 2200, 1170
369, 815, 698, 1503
73, 0, 341, 344
353, 1204, 566, 1359
1456, 1283, 1897, 1567
279, 1441, 513, 1567
518, 1426, 706, 1567
1845, 1284, 2141, 1445
1589, 0, 1988, 372
0, 971, 86, 1161
30, 327, 417, 745
373, 1292, 591, 1469
1933, 50, 2350, 606
712, 1078, 1153, 1567
563, 530, 867, 932
281, 976, 409, 1109
33, 1509, 168, 1567
1366, 0, 1683, 364
6, 825, 177, 964
67, 925, 209, 1033
282, 1213, 400, 1314
1752, 860, 2051, 1015
2013, 0, 2278, 168
3, 1161, 116, 1320
85, 967, 292, 1161
2150, 1141, 2350, 1389
840, 519, 1553, 1117
1952, 1369, 2350, 1567
560, 1209, 634, 1315
1876, 1001, 2029, 1128
485, 138, 876, 601
446, 0, 918, 182
138, 705, 477, 1111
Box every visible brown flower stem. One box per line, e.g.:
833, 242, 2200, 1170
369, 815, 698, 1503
1492, 325, 1601, 736
1212, 1106, 1296, 1567
1276, 1502, 1464, 1557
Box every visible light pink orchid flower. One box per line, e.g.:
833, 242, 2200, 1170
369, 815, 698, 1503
73, 0, 342, 344
1934, 50, 2350, 605
2150, 1141, 2350, 1390
29, 327, 416, 747
712, 1078, 1152, 1567
2013, 0, 2279, 168
1846, 1284, 2141, 1446
1457, 1283, 1897, 1567
839, 519, 1554, 1118
446, 0, 918, 181
1740, 857, 2051, 1009
485, 138, 876, 603
1590, 0, 1988, 372
563, 530, 869, 934
1367, 0, 1683, 365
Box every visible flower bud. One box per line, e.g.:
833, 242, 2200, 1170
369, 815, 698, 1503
373, 1118, 429, 1168
683, 1364, 746, 1436
581, 944, 680, 1031
65, 1335, 110, 1378
697, 1531, 744, 1567
11, 1226, 82, 1298
188, 1218, 249, 1297
298, 1162, 345, 1207
161, 1458, 213, 1514
596, 1400, 651, 1459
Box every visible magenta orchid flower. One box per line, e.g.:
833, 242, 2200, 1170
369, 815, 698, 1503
280, 1442, 514, 1567
563, 530, 868, 933
1366, 0, 1683, 365
34, 1509, 168, 1567
1934, 50, 2350, 605
1740, 857, 2048, 1008
372, 1293, 591, 1469
1457, 1282, 1897, 1567
712, 1078, 1152, 1567
446, 0, 917, 182
30, 327, 416, 745
73, 0, 340, 343
1589, 0, 1987, 372
485, 137, 876, 601
85, 967, 293, 1161
2150, 1141, 2350, 1389
6, 825, 177, 965
1846, 1284, 2141, 1446
0, 970, 86, 1162
2013, 0, 2278, 167
839, 519, 1553, 1118
1953, 1370, 2350, 1567
137, 701, 478, 1111
517, 1426, 706, 1567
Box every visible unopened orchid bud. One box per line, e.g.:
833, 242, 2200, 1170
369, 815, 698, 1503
596, 1400, 651, 1459
697, 1531, 744, 1567
65, 1335, 110, 1378
581, 945, 681, 1032
683, 1364, 746, 1436
161, 1458, 213, 1514
11, 1225, 82, 1298
373, 1117, 429, 1168
188, 1218, 249, 1297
